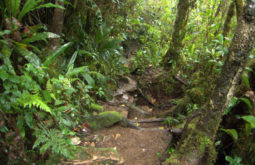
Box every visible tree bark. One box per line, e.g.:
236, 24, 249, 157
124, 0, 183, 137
50, 0, 65, 50
234, 0, 243, 22
222, 1, 235, 37
165, 1, 255, 164
161, 0, 197, 67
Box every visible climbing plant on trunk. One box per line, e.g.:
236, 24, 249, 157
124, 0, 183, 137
165, 0, 255, 164
222, 1, 235, 37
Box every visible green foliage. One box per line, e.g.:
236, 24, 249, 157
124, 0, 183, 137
242, 115, 255, 129
33, 127, 77, 158
221, 129, 238, 141
224, 97, 238, 115
18, 92, 52, 114
2, 0, 64, 21
225, 155, 244, 165
224, 97, 253, 115
163, 117, 180, 126
43, 42, 72, 67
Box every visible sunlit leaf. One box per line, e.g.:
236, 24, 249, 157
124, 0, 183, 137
43, 42, 72, 67
242, 72, 250, 88
224, 97, 238, 115
221, 129, 238, 141
15, 43, 41, 68
242, 115, 255, 128
239, 97, 252, 110
35, 3, 65, 10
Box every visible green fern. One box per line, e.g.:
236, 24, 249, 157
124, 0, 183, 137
33, 127, 76, 158
19, 93, 52, 114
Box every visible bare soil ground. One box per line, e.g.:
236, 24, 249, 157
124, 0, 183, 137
96, 125, 171, 165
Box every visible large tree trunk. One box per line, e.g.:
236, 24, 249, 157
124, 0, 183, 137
161, 0, 196, 67
50, 0, 64, 50
165, 1, 255, 164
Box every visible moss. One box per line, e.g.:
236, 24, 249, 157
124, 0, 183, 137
186, 87, 205, 105
173, 96, 191, 115
165, 129, 217, 165
90, 103, 104, 112
89, 111, 123, 130
223, 2, 235, 37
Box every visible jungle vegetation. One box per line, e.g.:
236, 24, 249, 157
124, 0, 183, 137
0, 0, 255, 164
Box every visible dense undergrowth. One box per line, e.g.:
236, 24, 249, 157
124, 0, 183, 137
0, 0, 255, 164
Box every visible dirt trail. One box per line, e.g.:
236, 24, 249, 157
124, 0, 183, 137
96, 126, 171, 165
92, 98, 172, 165
66, 46, 176, 164
89, 74, 173, 165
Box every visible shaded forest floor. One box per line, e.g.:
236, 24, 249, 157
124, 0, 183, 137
63, 55, 183, 164
64, 73, 177, 164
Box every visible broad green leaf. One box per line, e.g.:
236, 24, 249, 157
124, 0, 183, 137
245, 67, 254, 73
221, 129, 238, 141
0, 30, 11, 36
35, 3, 65, 10
66, 66, 88, 78
242, 72, 250, 88
242, 115, 255, 128
218, 34, 224, 45
18, 0, 41, 21
15, 43, 41, 68
43, 42, 72, 67
239, 97, 252, 110
67, 51, 78, 70
225, 156, 234, 163
83, 73, 95, 86
12, 0, 21, 17
224, 97, 238, 115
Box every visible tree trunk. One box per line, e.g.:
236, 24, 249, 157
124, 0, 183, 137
161, 0, 197, 67
234, 0, 243, 22
165, 1, 255, 164
50, 0, 65, 50
222, 1, 235, 37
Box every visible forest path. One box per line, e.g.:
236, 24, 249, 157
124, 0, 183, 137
95, 100, 172, 165
86, 72, 174, 165
65, 73, 175, 165
65, 44, 178, 165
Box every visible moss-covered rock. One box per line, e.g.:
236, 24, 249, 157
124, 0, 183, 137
88, 111, 124, 130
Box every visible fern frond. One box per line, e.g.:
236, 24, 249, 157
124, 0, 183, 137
33, 128, 75, 158
19, 93, 52, 114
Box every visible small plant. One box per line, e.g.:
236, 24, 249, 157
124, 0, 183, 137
163, 117, 179, 126
225, 155, 244, 165
156, 152, 162, 158
167, 147, 175, 155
